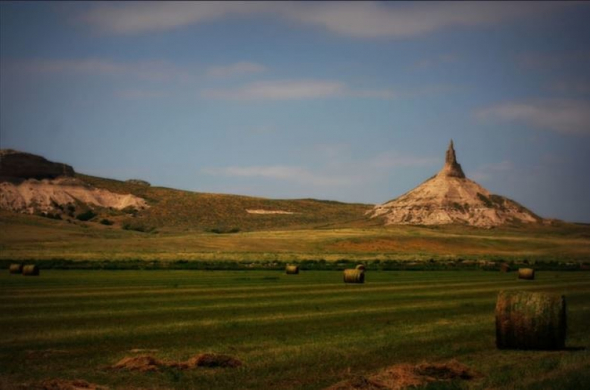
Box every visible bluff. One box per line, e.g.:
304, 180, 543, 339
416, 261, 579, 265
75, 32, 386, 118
0, 149, 148, 215
368, 141, 542, 228
0, 149, 74, 179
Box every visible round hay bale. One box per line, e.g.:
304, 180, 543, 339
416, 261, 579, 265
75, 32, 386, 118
500, 263, 511, 273
495, 290, 566, 350
22, 265, 39, 276
355, 264, 366, 271
343, 269, 364, 284
9, 263, 23, 274
285, 265, 299, 275
518, 268, 535, 280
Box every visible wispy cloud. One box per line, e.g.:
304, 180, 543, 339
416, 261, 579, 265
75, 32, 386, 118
518, 50, 590, 71
115, 89, 168, 99
79, 2, 578, 38
471, 160, 514, 182
550, 80, 590, 96
206, 61, 267, 78
80, 2, 262, 35
201, 165, 353, 186
8, 58, 193, 82
369, 152, 439, 169
202, 146, 438, 191
413, 54, 458, 70
201, 79, 395, 100
476, 99, 590, 135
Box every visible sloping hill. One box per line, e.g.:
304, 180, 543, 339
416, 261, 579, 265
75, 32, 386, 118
0, 149, 373, 232
368, 141, 543, 228
76, 174, 373, 232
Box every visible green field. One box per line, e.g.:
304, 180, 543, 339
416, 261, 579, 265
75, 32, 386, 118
1, 270, 589, 389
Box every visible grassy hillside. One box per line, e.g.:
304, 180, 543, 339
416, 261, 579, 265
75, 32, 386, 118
1, 270, 589, 389
76, 174, 375, 232
2, 209, 590, 263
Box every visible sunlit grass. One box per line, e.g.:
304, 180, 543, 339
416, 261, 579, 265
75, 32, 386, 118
1, 270, 589, 389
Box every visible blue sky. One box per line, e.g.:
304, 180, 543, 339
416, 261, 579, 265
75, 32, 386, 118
1, 1, 590, 222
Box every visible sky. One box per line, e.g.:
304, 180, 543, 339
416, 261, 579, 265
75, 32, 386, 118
1, 1, 590, 223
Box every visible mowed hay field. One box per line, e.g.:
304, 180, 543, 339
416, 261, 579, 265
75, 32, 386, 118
1, 271, 590, 389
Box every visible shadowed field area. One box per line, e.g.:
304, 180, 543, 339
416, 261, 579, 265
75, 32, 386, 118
1, 270, 589, 389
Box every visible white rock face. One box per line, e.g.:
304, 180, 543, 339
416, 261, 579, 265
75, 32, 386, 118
368, 141, 541, 228
0, 177, 148, 213
246, 209, 296, 215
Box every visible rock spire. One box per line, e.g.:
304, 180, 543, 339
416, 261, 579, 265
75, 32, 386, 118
367, 140, 542, 227
438, 139, 465, 178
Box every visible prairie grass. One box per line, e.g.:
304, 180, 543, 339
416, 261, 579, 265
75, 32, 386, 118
2, 210, 590, 263
1, 270, 589, 389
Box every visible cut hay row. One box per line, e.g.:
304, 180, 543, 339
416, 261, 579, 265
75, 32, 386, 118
1, 271, 588, 390
2, 299, 492, 345
0, 293, 497, 326
5, 277, 589, 311
2, 271, 519, 297
495, 290, 566, 350
11, 278, 587, 323
518, 268, 535, 280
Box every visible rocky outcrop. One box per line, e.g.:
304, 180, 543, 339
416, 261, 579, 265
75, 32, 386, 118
0, 149, 74, 179
368, 141, 542, 228
126, 179, 151, 186
0, 150, 149, 215
0, 176, 149, 214
440, 140, 465, 178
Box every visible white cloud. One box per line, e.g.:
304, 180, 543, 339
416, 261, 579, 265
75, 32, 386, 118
413, 53, 459, 69
202, 80, 345, 100
471, 160, 514, 182
116, 89, 168, 99
11, 58, 193, 82
518, 50, 590, 71
18, 58, 127, 74
476, 99, 590, 135
201, 79, 395, 100
201, 165, 353, 186
550, 80, 590, 95
80, 2, 264, 35
369, 152, 439, 169
248, 125, 277, 135
202, 146, 438, 192
79, 2, 579, 38
206, 61, 267, 78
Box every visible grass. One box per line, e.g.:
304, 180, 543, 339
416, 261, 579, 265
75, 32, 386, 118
75, 173, 374, 232
1, 270, 589, 389
2, 210, 590, 263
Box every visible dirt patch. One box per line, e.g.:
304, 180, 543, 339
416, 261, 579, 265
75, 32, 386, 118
110, 355, 164, 372
110, 353, 242, 372
25, 379, 107, 390
178, 353, 243, 369
326, 360, 479, 390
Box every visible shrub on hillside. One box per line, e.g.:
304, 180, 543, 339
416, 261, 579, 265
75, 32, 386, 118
208, 227, 240, 234
76, 210, 97, 221
122, 223, 155, 233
